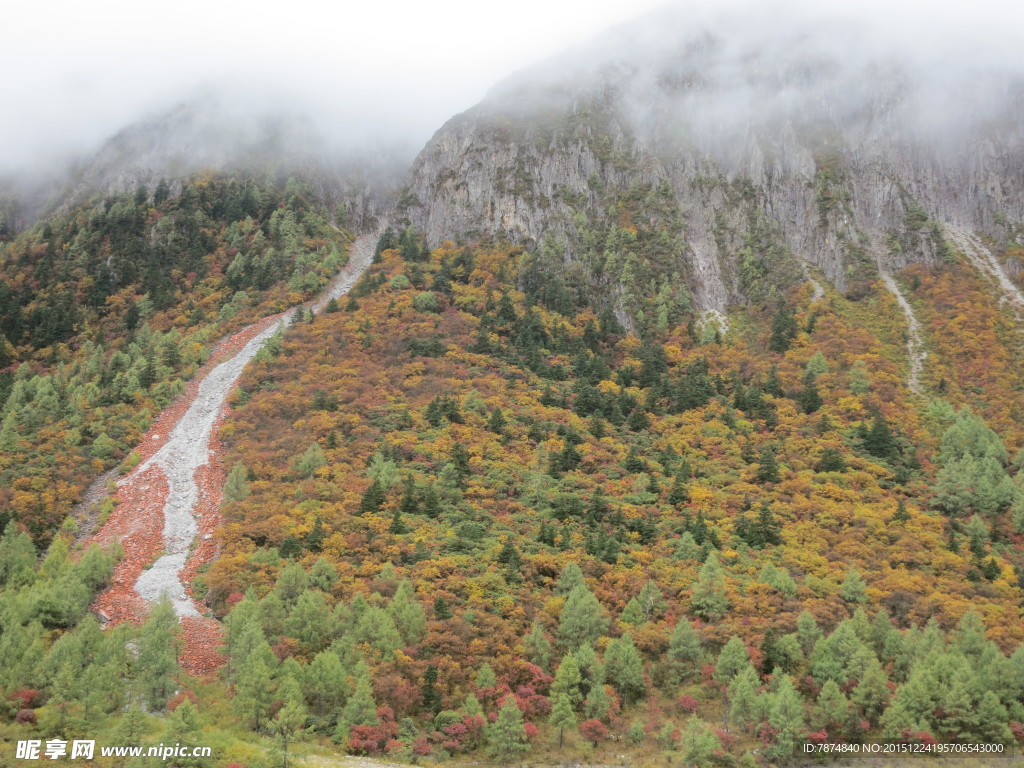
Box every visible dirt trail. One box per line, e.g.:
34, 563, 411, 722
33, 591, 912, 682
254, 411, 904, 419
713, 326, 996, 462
86, 234, 375, 671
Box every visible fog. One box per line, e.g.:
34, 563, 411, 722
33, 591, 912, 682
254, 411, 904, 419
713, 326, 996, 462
490, 0, 1024, 157
0, 0, 667, 175
3, 0, 1023, 182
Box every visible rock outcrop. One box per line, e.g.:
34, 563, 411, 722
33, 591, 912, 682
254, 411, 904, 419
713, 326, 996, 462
399, 6, 1024, 313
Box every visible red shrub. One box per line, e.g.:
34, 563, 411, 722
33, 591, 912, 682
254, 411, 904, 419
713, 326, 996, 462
677, 694, 699, 713
15, 709, 37, 725
579, 719, 608, 746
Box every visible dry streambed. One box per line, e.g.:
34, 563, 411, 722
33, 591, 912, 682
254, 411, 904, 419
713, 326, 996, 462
86, 235, 375, 671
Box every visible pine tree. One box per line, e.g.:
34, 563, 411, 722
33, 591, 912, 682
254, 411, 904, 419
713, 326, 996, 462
557, 584, 609, 651
433, 596, 452, 619
714, 636, 750, 685
552, 654, 583, 707
488, 406, 506, 433
137, 598, 181, 710
305, 651, 348, 717
756, 446, 781, 483
680, 714, 723, 766
234, 648, 277, 731
817, 447, 847, 473
387, 582, 426, 644
814, 679, 851, 734
555, 561, 586, 595
863, 412, 898, 460
271, 685, 307, 768
728, 665, 761, 730
523, 622, 552, 672
604, 634, 646, 705
840, 568, 868, 604
768, 675, 805, 760
549, 692, 577, 748
584, 683, 611, 721
487, 698, 530, 762
851, 657, 889, 725
358, 480, 386, 514
342, 670, 379, 727
163, 700, 209, 767
691, 551, 729, 619
667, 619, 703, 683
893, 498, 911, 523
796, 610, 822, 656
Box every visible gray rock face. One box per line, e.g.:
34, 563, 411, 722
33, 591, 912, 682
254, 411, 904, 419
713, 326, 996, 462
399, 8, 1024, 313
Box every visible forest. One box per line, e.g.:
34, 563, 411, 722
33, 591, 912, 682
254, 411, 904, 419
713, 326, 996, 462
2, 184, 1024, 766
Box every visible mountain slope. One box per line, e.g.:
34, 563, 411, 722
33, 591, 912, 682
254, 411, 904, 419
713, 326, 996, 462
399, 5, 1024, 315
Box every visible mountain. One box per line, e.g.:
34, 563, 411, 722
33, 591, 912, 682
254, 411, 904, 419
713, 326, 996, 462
399, 5, 1024, 314
1, 90, 411, 234
3, 5, 1024, 766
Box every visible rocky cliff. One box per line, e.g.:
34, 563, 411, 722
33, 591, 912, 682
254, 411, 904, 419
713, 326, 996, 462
399, 6, 1024, 314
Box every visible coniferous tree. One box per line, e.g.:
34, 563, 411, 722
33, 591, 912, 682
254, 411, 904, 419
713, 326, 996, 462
714, 636, 750, 685
667, 619, 703, 683
768, 675, 806, 760
604, 633, 646, 705
137, 598, 181, 710
523, 622, 552, 672
163, 700, 210, 767
552, 653, 583, 707
756, 446, 781, 483
814, 679, 851, 734
549, 692, 577, 748
728, 665, 761, 730
840, 568, 869, 604
863, 412, 898, 460
557, 584, 609, 651
692, 551, 729, 619
487, 698, 530, 762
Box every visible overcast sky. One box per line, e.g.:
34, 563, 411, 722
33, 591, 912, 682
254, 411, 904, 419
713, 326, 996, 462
1, 0, 669, 171
4, 0, 1023, 173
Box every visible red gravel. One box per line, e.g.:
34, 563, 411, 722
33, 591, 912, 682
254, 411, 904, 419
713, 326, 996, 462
83, 313, 286, 674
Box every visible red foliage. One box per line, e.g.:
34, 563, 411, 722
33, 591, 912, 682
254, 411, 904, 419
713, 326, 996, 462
226, 592, 245, 606
524, 722, 539, 741
800, 675, 822, 698
167, 690, 199, 711
15, 709, 37, 725
513, 685, 551, 718
349, 721, 400, 755
899, 729, 937, 745
758, 722, 778, 745
413, 735, 433, 755
9, 689, 41, 708
677, 694, 699, 713
579, 719, 609, 746
1010, 721, 1024, 742
714, 728, 737, 751
503, 660, 554, 695
271, 639, 297, 661
806, 729, 829, 744
374, 674, 422, 716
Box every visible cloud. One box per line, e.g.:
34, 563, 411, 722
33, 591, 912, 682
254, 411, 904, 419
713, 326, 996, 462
0, 0, 669, 172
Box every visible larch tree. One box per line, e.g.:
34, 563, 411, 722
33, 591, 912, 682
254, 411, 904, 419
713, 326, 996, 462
487, 698, 530, 763
136, 598, 181, 710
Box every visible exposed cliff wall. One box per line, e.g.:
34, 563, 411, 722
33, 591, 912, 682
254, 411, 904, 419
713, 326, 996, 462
399, 9, 1024, 314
